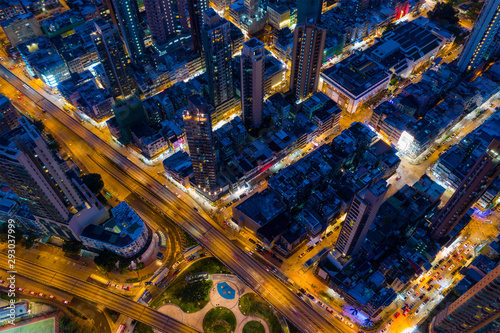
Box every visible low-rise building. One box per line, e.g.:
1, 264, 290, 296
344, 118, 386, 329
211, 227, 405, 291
0, 12, 41, 46
39, 10, 85, 38
80, 202, 150, 258
163, 151, 193, 187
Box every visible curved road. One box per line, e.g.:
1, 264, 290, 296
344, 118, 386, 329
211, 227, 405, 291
0, 253, 198, 333
1, 65, 351, 333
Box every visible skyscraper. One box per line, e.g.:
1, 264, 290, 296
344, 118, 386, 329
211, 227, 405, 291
431, 139, 500, 240
290, 19, 326, 102
92, 19, 134, 99
0, 118, 86, 238
201, 9, 234, 121
296, 0, 322, 25
244, 0, 258, 17
336, 179, 387, 256
430, 263, 500, 333
457, 0, 500, 72
241, 38, 265, 129
0, 94, 19, 134
144, 0, 188, 46
183, 95, 218, 192
111, 0, 146, 64
186, 0, 209, 53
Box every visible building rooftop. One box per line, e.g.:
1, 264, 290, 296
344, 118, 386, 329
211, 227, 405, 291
80, 201, 145, 248
235, 189, 286, 226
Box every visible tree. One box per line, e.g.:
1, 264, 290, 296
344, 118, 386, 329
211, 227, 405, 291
118, 257, 132, 273
136, 262, 145, 270
427, 2, 459, 25
60, 316, 79, 333
33, 120, 44, 132
21, 234, 36, 249
176, 279, 212, 303
383, 22, 397, 36
389, 74, 399, 86
81, 173, 104, 194
94, 250, 119, 272
0, 223, 8, 243
62, 240, 82, 255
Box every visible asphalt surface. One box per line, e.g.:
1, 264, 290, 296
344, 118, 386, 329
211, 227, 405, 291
0, 65, 352, 333
0, 253, 198, 333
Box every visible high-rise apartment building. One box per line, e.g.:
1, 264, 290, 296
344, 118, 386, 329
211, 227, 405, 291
111, 0, 146, 64
430, 263, 500, 333
187, 0, 209, 53
244, 0, 258, 17
296, 0, 322, 25
241, 38, 265, 129
336, 179, 387, 256
290, 19, 326, 102
457, 0, 500, 72
0, 94, 19, 134
0, 118, 89, 238
183, 95, 218, 193
144, 0, 189, 46
92, 19, 134, 99
201, 8, 235, 121
431, 139, 500, 240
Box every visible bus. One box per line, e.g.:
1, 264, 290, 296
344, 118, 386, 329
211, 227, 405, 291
116, 324, 126, 333
151, 267, 169, 286
89, 274, 110, 287
183, 245, 201, 259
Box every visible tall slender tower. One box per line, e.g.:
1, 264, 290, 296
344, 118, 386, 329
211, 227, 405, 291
183, 95, 218, 192
431, 139, 500, 240
186, 0, 209, 53
290, 19, 326, 102
92, 19, 134, 99
457, 0, 500, 72
430, 263, 500, 333
336, 179, 387, 256
112, 0, 146, 64
241, 38, 265, 129
144, 0, 188, 45
0, 118, 86, 237
296, 0, 322, 25
201, 9, 234, 117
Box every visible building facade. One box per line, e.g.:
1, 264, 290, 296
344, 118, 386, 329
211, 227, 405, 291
431, 139, 500, 240
241, 38, 265, 129
457, 0, 500, 72
111, 0, 146, 64
336, 179, 388, 256
290, 20, 326, 102
0, 13, 42, 46
430, 263, 500, 332
183, 95, 218, 192
91, 19, 134, 99
144, 0, 188, 46
187, 0, 209, 53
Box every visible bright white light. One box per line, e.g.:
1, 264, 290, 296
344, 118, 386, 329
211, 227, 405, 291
397, 131, 414, 151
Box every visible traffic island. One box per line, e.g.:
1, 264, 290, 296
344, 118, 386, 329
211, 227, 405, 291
202, 306, 237, 333
238, 293, 281, 333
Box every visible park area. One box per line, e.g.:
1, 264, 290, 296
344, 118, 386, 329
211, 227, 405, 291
152, 257, 231, 312
202, 307, 237, 333
238, 293, 281, 333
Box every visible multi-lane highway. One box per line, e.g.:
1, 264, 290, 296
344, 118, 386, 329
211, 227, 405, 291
0, 253, 198, 333
0, 66, 352, 332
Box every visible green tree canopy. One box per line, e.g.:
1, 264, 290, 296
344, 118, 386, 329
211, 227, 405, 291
94, 249, 119, 272
81, 173, 104, 194
427, 2, 459, 25
62, 240, 82, 255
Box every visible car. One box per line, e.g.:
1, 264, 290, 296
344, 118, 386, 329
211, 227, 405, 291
448, 264, 455, 271
38, 293, 45, 298
29, 290, 36, 295
440, 267, 444, 271
326, 231, 333, 237
464, 242, 470, 248
344, 321, 354, 328
420, 286, 426, 291
419, 294, 425, 300
394, 312, 401, 318
0, 280, 4, 284
41, 108, 46, 113
334, 226, 340, 231
465, 248, 471, 254
17, 96, 21, 100
395, 175, 401, 181
299, 253, 305, 258
427, 285, 434, 292
62, 300, 70, 305
438, 276, 443, 281
249, 238, 256, 244
306, 246, 314, 252
172, 269, 181, 277
49, 295, 56, 300
17, 287, 25, 292
419, 277, 425, 283
406, 290, 412, 296
413, 292, 419, 298
428, 278, 434, 284
457, 249, 463, 254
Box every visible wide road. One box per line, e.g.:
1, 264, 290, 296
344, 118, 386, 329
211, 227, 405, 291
0, 65, 351, 333
0, 253, 198, 333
